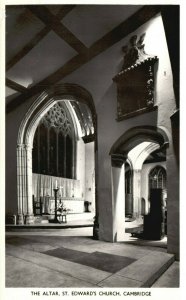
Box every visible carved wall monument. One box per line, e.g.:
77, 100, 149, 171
113, 33, 158, 120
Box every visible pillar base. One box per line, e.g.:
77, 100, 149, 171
133, 212, 142, 219
93, 218, 99, 240
17, 214, 24, 225
25, 214, 35, 225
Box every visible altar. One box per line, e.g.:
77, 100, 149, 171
32, 173, 85, 215
47, 197, 85, 214
33, 196, 85, 214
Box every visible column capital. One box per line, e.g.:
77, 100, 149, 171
17, 144, 24, 150
25, 144, 33, 151
17, 143, 33, 151
111, 153, 127, 168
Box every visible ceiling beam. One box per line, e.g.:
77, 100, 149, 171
6, 5, 76, 71
28, 5, 87, 54
6, 78, 27, 93
6, 27, 49, 71
7, 5, 161, 113
52, 5, 76, 20
89, 6, 161, 57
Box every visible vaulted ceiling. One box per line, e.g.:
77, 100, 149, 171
6, 4, 162, 113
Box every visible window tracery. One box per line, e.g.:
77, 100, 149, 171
149, 166, 166, 190
41, 102, 72, 136
32, 102, 75, 179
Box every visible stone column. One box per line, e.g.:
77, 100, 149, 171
22, 144, 27, 215
25, 145, 34, 224
56, 131, 59, 175
132, 169, 142, 218
37, 126, 40, 173
63, 135, 66, 177
72, 138, 75, 179
17, 144, 24, 224
93, 148, 99, 239
111, 154, 125, 242
47, 127, 50, 174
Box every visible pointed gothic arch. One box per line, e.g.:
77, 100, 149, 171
109, 126, 169, 241
16, 84, 97, 224
110, 126, 169, 156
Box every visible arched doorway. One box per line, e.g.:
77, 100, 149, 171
110, 126, 169, 242
16, 84, 97, 226
148, 165, 167, 236
125, 160, 133, 218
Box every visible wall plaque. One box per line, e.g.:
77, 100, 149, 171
113, 33, 158, 120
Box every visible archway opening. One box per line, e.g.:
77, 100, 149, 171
16, 84, 97, 229
110, 126, 169, 247
31, 100, 95, 225
125, 161, 133, 219
147, 165, 167, 237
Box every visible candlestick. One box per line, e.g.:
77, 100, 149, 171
49, 187, 60, 223
60, 186, 63, 196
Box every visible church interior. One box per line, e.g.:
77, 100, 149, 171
5, 4, 180, 288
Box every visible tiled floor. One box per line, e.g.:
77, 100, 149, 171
43, 247, 136, 273
6, 227, 179, 288
151, 261, 180, 287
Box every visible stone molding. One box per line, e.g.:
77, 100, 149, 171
16, 83, 97, 223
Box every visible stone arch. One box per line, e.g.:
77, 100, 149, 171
109, 126, 169, 241
17, 83, 97, 224
110, 126, 169, 156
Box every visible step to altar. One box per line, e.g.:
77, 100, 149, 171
34, 212, 95, 224
6, 212, 95, 230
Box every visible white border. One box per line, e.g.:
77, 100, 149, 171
1, 1, 185, 299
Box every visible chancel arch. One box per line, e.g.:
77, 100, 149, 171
17, 84, 97, 225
